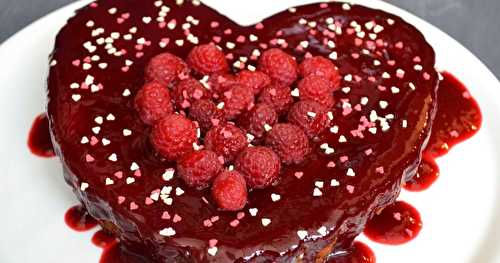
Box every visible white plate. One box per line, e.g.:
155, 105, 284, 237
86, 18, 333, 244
0, 0, 499, 262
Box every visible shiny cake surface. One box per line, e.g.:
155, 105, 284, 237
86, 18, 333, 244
47, 1, 438, 262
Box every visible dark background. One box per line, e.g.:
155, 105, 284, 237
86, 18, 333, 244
1, 0, 499, 77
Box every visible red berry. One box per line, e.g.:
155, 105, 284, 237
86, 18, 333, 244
222, 84, 255, 120
298, 75, 335, 108
265, 123, 310, 165
238, 103, 277, 139
258, 48, 298, 86
208, 72, 239, 96
134, 82, 173, 125
189, 99, 226, 131
299, 56, 340, 89
150, 114, 198, 161
237, 70, 271, 95
205, 123, 248, 163
187, 43, 229, 75
288, 100, 331, 138
258, 84, 293, 115
172, 78, 211, 110
177, 150, 222, 189
211, 170, 248, 211
235, 147, 281, 189
145, 53, 189, 86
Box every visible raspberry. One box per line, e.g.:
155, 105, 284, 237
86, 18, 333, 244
298, 75, 335, 108
208, 72, 239, 96
177, 150, 222, 189
134, 82, 173, 125
150, 114, 198, 161
205, 123, 248, 163
258, 48, 298, 86
145, 53, 189, 86
189, 99, 226, 132
211, 170, 248, 211
299, 56, 341, 89
187, 43, 229, 75
257, 84, 293, 115
222, 84, 255, 120
237, 70, 271, 95
288, 100, 331, 138
265, 123, 310, 165
238, 103, 277, 139
235, 147, 281, 189
172, 78, 211, 110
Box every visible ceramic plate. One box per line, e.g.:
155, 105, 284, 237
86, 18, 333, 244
0, 0, 499, 262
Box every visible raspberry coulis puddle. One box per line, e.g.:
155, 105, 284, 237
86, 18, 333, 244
27, 0, 483, 262
28, 113, 55, 158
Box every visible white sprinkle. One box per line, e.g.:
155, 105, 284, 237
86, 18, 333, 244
130, 162, 139, 171
297, 230, 308, 240
161, 186, 173, 195
105, 178, 114, 185
261, 218, 272, 226
102, 138, 111, 146
70, 83, 80, 89
361, 97, 369, 105
271, 193, 281, 202
106, 114, 115, 121
402, 119, 408, 128
142, 16, 152, 24
315, 181, 324, 188
108, 153, 117, 162
92, 126, 101, 134
382, 72, 391, 79
207, 247, 218, 256
126, 177, 135, 184
216, 102, 225, 109
81, 136, 89, 144
123, 129, 132, 136
307, 111, 317, 118
264, 124, 273, 132
317, 226, 328, 236
329, 51, 338, 60
249, 208, 258, 216
226, 42, 236, 49
342, 3, 351, 10
122, 89, 131, 97
176, 187, 184, 196
94, 116, 104, 124
80, 182, 89, 191
327, 112, 334, 120
391, 86, 400, 94
291, 88, 300, 97
72, 94, 82, 102
108, 7, 117, 14
159, 227, 176, 237
330, 126, 339, 134
338, 135, 347, 143
346, 168, 356, 177
409, 82, 416, 90
249, 34, 258, 42
379, 101, 388, 109
331, 179, 340, 187
313, 188, 323, 197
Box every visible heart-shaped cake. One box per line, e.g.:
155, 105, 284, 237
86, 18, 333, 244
47, 0, 439, 262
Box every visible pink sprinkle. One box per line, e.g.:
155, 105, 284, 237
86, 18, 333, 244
121, 13, 130, 19
462, 91, 471, 99
393, 212, 402, 221
158, 22, 166, 28
405, 229, 414, 237
225, 53, 234, 60
364, 149, 373, 155
377, 85, 387, 91
162, 211, 171, 220
90, 2, 98, 8
346, 185, 355, 194
450, 130, 459, 137
236, 35, 246, 43
327, 161, 336, 168
136, 52, 144, 58
237, 212, 245, 220
212, 36, 221, 43
211, 216, 220, 222
72, 60, 81, 67
209, 239, 218, 247
217, 156, 225, 164
134, 169, 142, 177
203, 219, 213, 227
342, 107, 353, 116
351, 53, 360, 59
85, 154, 95, 162
173, 214, 182, 223
320, 3, 328, 8
395, 41, 404, 49
224, 28, 232, 35
192, 89, 204, 100
114, 171, 123, 179
229, 220, 239, 227
145, 197, 154, 205
294, 171, 304, 179
354, 38, 363, 46
354, 104, 362, 111
268, 88, 277, 96
376, 166, 385, 174
90, 136, 99, 146
222, 130, 233, 138
255, 23, 264, 30
340, 156, 349, 163
210, 21, 219, 28
117, 18, 125, 24
181, 100, 191, 109
346, 28, 355, 35
129, 202, 138, 210
121, 66, 130, 72
413, 56, 421, 63
83, 56, 91, 63
117, 196, 126, 204
423, 72, 431, 80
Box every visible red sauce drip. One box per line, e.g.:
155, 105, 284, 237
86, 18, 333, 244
364, 201, 422, 245
92, 230, 116, 248
27, 113, 55, 158
425, 72, 482, 158
64, 205, 98, 232
404, 155, 439, 192
328, 241, 376, 263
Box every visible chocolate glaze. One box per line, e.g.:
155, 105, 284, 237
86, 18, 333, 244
48, 1, 440, 262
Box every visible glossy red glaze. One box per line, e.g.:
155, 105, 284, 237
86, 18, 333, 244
404, 155, 439, 192
327, 241, 376, 263
425, 72, 482, 158
93, 230, 117, 248
28, 113, 55, 158
47, 0, 445, 262
64, 205, 98, 232
364, 201, 422, 245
